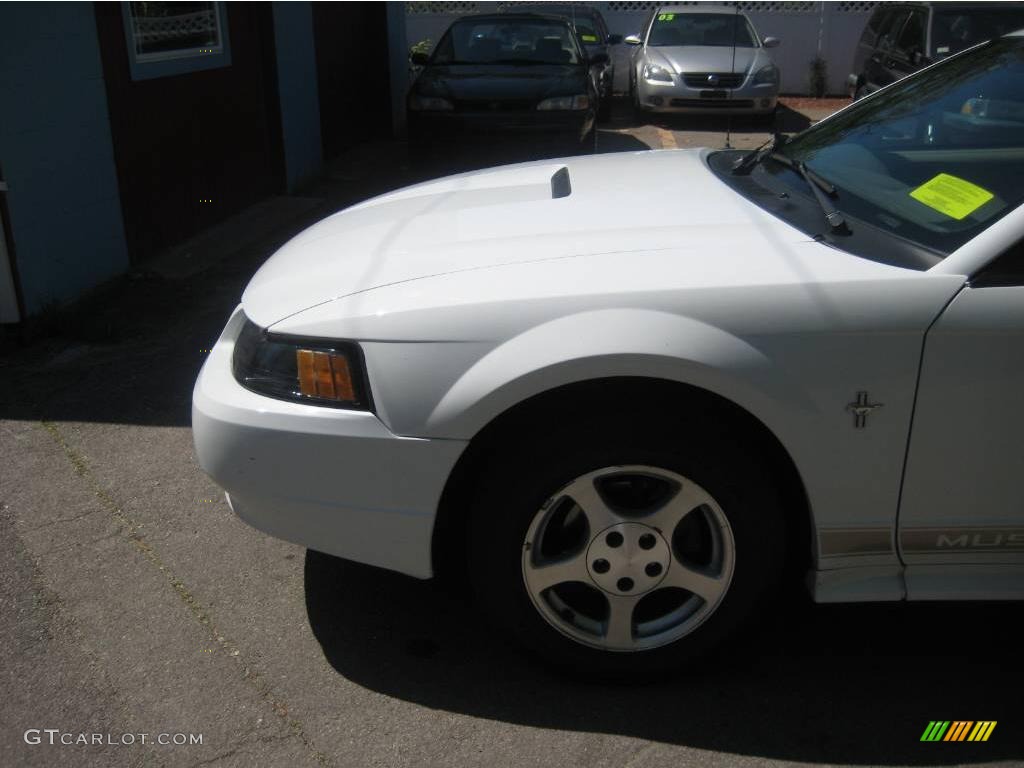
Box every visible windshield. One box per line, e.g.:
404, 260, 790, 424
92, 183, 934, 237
772, 36, 1024, 257
432, 19, 583, 65
647, 12, 757, 47
933, 8, 1024, 57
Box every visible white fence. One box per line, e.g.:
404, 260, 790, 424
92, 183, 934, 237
401, 1, 879, 95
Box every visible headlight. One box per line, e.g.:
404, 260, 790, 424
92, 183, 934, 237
643, 63, 674, 83
536, 94, 590, 111
753, 63, 779, 85
407, 94, 453, 111
232, 319, 371, 410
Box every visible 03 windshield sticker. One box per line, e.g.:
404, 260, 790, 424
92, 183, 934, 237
657, 13, 675, 21
909, 173, 994, 220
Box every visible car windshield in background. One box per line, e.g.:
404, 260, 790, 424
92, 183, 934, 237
648, 12, 756, 47
432, 19, 582, 65
932, 8, 1024, 57
778, 36, 1024, 256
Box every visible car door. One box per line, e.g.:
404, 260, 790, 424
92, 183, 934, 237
899, 239, 1024, 569
887, 7, 928, 81
865, 8, 911, 91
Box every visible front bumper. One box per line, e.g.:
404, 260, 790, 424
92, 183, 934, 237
408, 108, 594, 144
192, 307, 467, 579
637, 75, 777, 115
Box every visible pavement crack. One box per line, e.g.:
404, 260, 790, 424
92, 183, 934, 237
624, 741, 659, 768
21, 506, 105, 531
188, 748, 238, 767
40, 420, 333, 767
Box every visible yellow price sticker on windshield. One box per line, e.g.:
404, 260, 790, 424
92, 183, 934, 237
581, 34, 598, 42
657, 13, 675, 21
909, 173, 994, 220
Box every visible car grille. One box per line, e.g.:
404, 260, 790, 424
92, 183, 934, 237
454, 99, 536, 113
682, 72, 745, 89
670, 98, 755, 109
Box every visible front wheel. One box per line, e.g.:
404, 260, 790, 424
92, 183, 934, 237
630, 79, 648, 125
467, 417, 788, 680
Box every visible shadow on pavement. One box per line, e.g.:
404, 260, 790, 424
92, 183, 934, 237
305, 550, 1022, 765
644, 103, 812, 135
595, 129, 651, 153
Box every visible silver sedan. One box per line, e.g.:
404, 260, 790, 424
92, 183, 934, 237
627, 5, 780, 119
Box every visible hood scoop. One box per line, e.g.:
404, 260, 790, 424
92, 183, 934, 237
550, 166, 572, 199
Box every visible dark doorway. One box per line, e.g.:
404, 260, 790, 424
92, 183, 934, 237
94, 2, 285, 263
313, 2, 392, 160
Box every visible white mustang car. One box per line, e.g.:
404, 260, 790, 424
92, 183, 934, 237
194, 34, 1024, 676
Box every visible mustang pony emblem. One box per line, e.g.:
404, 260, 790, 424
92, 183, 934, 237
847, 391, 883, 428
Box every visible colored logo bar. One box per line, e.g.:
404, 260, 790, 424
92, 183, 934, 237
921, 721, 997, 742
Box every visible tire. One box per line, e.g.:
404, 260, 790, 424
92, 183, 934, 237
630, 79, 647, 126
757, 106, 777, 129
467, 410, 788, 681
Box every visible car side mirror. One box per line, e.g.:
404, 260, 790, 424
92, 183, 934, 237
606, 34, 623, 45
762, 37, 780, 48
624, 34, 642, 46
410, 51, 430, 66
589, 52, 610, 65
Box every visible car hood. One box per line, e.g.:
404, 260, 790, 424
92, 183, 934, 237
415, 64, 586, 102
243, 150, 823, 328
646, 45, 763, 74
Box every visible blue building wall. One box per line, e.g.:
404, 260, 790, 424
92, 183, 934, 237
272, 1, 323, 192
0, 2, 129, 315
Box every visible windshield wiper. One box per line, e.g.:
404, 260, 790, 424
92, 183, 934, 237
731, 133, 786, 175
729, 137, 848, 233
487, 59, 558, 65
780, 157, 848, 234
767, 152, 836, 195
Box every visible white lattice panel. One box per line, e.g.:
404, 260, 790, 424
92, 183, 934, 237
594, 1, 819, 11
407, 2, 479, 15
836, 2, 879, 12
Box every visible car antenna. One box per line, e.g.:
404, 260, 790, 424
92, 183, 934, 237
724, 3, 739, 150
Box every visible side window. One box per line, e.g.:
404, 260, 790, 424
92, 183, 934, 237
878, 10, 911, 52
894, 10, 926, 59
121, 1, 231, 81
863, 7, 890, 46
974, 240, 1024, 288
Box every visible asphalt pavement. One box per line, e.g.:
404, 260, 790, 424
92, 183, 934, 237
2, 98, 1022, 768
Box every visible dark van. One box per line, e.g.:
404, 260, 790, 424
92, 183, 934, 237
848, 2, 1024, 98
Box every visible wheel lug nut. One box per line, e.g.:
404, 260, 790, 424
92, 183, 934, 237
605, 531, 623, 548
592, 558, 610, 574
617, 577, 634, 592
638, 533, 657, 550
645, 562, 663, 577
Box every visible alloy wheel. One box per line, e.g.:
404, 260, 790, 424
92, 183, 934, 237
521, 465, 735, 652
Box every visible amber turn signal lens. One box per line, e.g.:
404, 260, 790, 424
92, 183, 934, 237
296, 349, 356, 401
